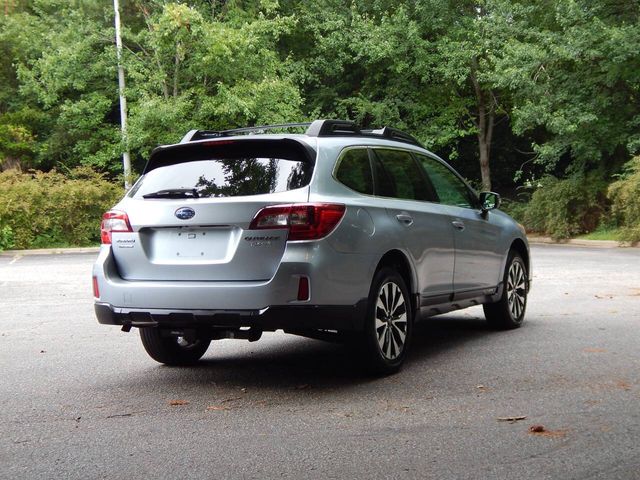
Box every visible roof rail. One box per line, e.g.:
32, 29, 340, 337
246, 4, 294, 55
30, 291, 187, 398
222, 123, 311, 136
180, 119, 423, 148
180, 123, 312, 143
362, 127, 423, 148
305, 119, 360, 137
306, 120, 423, 147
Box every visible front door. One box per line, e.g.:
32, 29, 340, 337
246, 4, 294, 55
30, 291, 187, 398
415, 153, 503, 294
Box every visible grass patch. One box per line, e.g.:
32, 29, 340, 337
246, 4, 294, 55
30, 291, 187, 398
576, 226, 624, 241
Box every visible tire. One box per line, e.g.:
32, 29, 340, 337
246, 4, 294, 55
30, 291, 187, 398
360, 267, 413, 375
139, 328, 211, 366
483, 250, 528, 329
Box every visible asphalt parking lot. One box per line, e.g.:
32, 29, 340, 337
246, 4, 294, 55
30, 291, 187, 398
0, 244, 639, 479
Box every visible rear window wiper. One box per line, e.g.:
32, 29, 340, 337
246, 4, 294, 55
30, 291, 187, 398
142, 188, 200, 199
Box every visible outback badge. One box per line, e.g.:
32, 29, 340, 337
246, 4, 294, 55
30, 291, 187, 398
175, 207, 196, 220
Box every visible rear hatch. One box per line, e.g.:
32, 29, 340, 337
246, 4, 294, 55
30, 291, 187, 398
111, 137, 315, 281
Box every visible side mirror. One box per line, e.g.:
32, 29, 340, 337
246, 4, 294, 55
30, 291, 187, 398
479, 191, 500, 212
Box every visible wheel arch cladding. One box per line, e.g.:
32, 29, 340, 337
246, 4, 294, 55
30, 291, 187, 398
510, 238, 529, 274
376, 250, 417, 312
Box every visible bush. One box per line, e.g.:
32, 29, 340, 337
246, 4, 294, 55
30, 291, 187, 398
0, 167, 123, 249
0, 225, 14, 251
500, 198, 529, 224
608, 156, 640, 243
523, 173, 609, 239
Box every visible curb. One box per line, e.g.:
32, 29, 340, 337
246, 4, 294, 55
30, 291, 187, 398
0, 247, 100, 257
527, 236, 637, 249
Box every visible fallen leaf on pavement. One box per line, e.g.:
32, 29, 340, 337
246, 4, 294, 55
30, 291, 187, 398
497, 415, 527, 423
206, 405, 231, 411
169, 400, 189, 406
616, 380, 631, 391
529, 426, 567, 438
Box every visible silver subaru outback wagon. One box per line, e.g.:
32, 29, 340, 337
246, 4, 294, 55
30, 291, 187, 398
93, 119, 530, 374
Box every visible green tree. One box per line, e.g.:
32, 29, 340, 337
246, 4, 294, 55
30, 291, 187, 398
490, 0, 640, 175
2, 0, 120, 171
280, 0, 519, 190
123, 2, 303, 164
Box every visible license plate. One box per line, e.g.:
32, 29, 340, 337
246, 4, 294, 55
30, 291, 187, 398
175, 229, 210, 258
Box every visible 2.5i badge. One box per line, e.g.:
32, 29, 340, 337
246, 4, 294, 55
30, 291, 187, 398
116, 239, 135, 249
244, 235, 280, 247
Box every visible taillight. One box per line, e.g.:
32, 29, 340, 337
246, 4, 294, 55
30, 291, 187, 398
249, 203, 346, 241
100, 210, 132, 244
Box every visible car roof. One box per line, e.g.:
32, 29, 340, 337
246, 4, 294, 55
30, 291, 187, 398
178, 120, 425, 149
144, 120, 442, 174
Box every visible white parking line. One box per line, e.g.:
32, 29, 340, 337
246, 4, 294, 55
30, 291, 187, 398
9, 255, 22, 265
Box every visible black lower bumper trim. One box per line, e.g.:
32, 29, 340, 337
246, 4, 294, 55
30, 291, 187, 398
94, 301, 367, 332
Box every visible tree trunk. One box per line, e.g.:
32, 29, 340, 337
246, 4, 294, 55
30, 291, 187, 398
470, 60, 494, 192
1, 156, 22, 172
478, 134, 492, 192
138, 2, 170, 100
173, 53, 180, 98
173, 43, 180, 98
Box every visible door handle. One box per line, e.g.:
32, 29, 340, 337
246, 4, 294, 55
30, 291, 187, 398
396, 214, 414, 227
452, 220, 465, 231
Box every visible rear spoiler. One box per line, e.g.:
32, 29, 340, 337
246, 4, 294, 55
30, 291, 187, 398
143, 137, 317, 174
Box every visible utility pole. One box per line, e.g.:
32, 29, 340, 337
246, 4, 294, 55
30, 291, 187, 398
113, 0, 132, 190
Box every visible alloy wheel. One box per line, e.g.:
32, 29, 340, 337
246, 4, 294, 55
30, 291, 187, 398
506, 260, 527, 319
374, 282, 408, 360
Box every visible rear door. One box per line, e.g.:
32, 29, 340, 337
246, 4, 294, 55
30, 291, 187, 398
111, 139, 314, 281
371, 148, 456, 300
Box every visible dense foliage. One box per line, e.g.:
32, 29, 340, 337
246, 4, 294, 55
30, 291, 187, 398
608, 157, 640, 242
0, 0, 639, 243
522, 172, 609, 240
0, 168, 122, 249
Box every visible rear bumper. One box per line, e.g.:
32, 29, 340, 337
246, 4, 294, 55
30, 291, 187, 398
93, 243, 374, 308
95, 301, 367, 332
92, 243, 373, 332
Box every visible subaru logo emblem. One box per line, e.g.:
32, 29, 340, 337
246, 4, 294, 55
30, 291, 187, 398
175, 207, 195, 220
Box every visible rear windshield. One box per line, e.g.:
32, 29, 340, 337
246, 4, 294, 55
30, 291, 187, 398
130, 140, 313, 198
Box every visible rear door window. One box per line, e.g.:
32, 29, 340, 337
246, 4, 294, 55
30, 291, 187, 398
372, 149, 435, 201
334, 148, 373, 195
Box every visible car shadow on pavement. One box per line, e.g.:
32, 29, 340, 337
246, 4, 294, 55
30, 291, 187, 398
115, 313, 499, 394
411, 314, 495, 359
